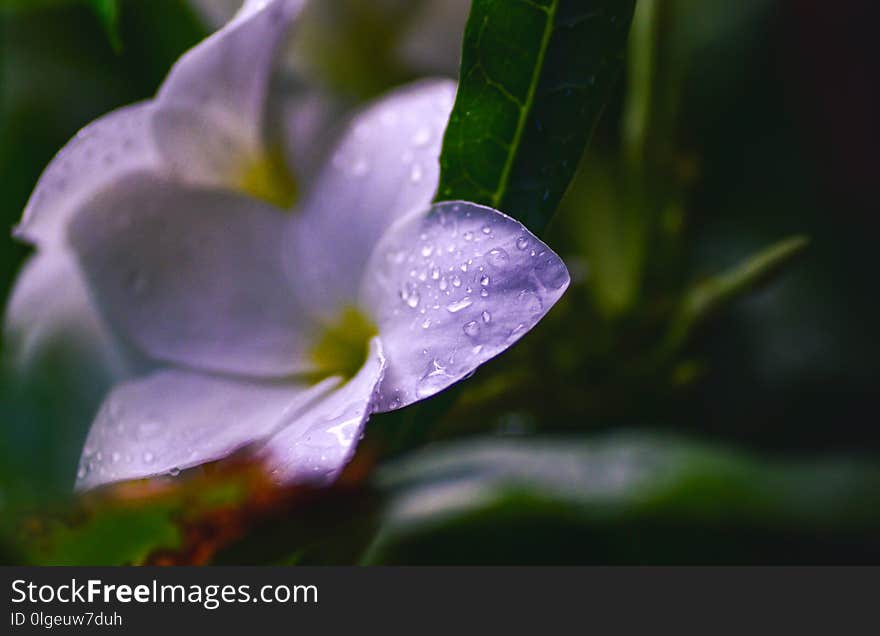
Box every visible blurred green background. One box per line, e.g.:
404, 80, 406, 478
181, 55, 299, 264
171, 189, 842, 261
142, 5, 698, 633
1, 0, 878, 564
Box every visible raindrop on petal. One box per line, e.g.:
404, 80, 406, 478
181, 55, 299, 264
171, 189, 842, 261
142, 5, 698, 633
446, 297, 473, 313
518, 290, 544, 315
412, 127, 431, 147
410, 163, 423, 183
536, 258, 568, 289
487, 248, 509, 267
463, 321, 480, 338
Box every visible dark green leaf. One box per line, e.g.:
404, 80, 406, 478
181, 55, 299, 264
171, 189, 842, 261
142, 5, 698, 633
658, 234, 809, 360
88, 0, 122, 51
0, 0, 71, 10
436, 0, 636, 233
364, 434, 880, 563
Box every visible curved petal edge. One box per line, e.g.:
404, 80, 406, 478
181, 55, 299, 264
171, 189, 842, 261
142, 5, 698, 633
360, 201, 569, 412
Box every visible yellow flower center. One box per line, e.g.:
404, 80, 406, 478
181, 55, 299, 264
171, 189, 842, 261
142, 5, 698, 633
237, 143, 299, 209
309, 307, 377, 380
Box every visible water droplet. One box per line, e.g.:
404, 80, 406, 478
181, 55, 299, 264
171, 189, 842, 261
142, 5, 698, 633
480, 275, 490, 286
536, 258, 568, 289
472, 345, 484, 355
460, 262, 469, 272
439, 277, 449, 291
168, 466, 181, 477
77, 466, 87, 480
516, 236, 530, 250
431, 267, 440, 280
406, 293, 420, 309
452, 276, 462, 288
481, 311, 491, 323
463, 321, 480, 337
463, 231, 473, 241
143, 451, 155, 464
136, 418, 163, 440
412, 127, 431, 147
482, 225, 492, 235
111, 452, 121, 464
518, 290, 544, 315
487, 248, 509, 267
410, 164, 423, 183
446, 297, 473, 313
421, 245, 433, 257
421, 318, 432, 329
416, 360, 452, 398
480, 288, 489, 297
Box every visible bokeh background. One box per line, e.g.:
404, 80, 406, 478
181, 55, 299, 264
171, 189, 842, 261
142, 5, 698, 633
1, 0, 878, 564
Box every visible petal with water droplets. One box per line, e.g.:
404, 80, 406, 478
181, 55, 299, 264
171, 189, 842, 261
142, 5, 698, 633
14, 1, 304, 247
69, 173, 318, 378
284, 79, 456, 320
14, 103, 161, 247
76, 371, 339, 491
360, 201, 569, 411
261, 338, 385, 485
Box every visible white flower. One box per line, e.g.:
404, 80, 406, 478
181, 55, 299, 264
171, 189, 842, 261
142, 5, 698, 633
4, 0, 569, 490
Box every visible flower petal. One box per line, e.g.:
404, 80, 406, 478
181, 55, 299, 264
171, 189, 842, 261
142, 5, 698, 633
13, 103, 161, 247
3, 251, 135, 383
284, 79, 456, 319
360, 201, 570, 411
68, 173, 318, 378
261, 337, 385, 485
189, 0, 241, 27
157, 0, 303, 151
76, 371, 339, 491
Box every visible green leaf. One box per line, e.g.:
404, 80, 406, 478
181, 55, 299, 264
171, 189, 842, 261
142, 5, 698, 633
436, 0, 636, 233
364, 434, 880, 563
0, 0, 123, 50
24, 505, 181, 566
658, 234, 809, 360
88, 0, 122, 52
0, 0, 70, 9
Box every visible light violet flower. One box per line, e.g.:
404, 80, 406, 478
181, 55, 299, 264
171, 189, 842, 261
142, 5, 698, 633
4, 0, 569, 491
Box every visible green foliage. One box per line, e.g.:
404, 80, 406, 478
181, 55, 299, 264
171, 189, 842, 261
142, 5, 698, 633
24, 505, 181, 566
658, 235, 810, 362
365, 434, 880, 563
436, 0, 636, 233
1, 0, 875, 565
88, 0, 122, 52
1, 0, 124, 51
